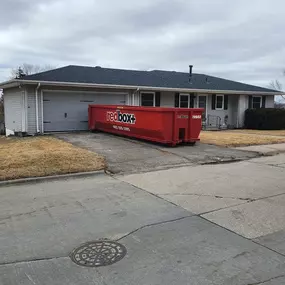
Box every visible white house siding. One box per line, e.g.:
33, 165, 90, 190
133, 92, 140, 106
26, 86, 42, 134
160, 91, 175, 107
3, 87, 26, 135
266, 95, 274, 108
230, 95, 239, 128
237, 95, 247, 128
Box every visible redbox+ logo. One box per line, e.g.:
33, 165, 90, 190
106, 110, 136, 124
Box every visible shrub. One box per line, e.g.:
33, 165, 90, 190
244, 108, 285, 130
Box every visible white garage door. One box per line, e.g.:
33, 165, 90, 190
43, 91, 127, 132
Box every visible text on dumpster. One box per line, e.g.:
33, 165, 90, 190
106, 110, 136, 124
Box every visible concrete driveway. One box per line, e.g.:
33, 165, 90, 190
1, 172, 285, 284
56, 132, 258, 174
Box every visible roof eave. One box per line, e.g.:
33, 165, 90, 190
2, 79, 282, 95
0, 79, 21, 89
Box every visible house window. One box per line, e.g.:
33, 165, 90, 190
252, 96, 262, 109
141, 92, 155, 106
179, 94, 189, 108
215, 95, 224, 110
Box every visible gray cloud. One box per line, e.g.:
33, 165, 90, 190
0, 0, 284, 89
0, 0, 55, 28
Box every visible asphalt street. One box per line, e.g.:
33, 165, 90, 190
1, 153, 285, 284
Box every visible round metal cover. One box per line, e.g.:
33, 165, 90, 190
70, 240, 127, 267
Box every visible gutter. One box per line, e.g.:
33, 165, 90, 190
35, 83, 41, 133
1, 79, 283, 96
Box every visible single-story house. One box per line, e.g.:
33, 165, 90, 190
0, 65, 282, 135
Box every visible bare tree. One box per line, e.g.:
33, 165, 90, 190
0, 89, 4, 120
274, 102, 285, 108
11, 63, 55, 79
0, 90, 4, 134
269, 69, 285, 101
269, 79, 283, 91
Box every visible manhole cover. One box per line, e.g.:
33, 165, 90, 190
70, 240, 127, 267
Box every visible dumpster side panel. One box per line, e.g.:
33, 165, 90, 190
173, 109, 203, 144
88, 105, 203, 146
188, 109, 203, 142
89, 105, 175, 144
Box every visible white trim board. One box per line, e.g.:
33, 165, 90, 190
1, 79, 282, 96
197, 95, 208, 119
215, 94, 224, 110
42, 89, 129, 96
179, 93, 190, 108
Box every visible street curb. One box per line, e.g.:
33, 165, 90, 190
242, 150, 283, 157
261, 150, 282, 156
0, 170, 106, 187
233, 146, 285, 157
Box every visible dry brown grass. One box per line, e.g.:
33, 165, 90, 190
230, 129, 285, 136
0, 136, 105, 181
200, 131, 285, 147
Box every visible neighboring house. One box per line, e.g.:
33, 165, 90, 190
0, 115, 4, 135
0, 65, 282, 135
0, 91, 4, 135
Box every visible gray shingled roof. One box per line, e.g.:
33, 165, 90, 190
21, 65, 277, 93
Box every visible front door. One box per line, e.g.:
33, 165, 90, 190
198, 95, 207, 122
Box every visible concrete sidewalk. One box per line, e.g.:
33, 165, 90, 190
235, 143, 285, 156
120, 153, 285, 240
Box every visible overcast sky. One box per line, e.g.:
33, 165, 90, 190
0, 0, 285, 88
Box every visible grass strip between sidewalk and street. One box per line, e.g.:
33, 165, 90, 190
200, 131, 285, 147
0, 136, 105, 181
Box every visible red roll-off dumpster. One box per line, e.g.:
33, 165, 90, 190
88, 105, 203, 146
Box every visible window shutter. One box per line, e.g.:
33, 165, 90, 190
190, 94, 195, 108
212, 94, 216, 110
175, 93, 179, 107
224, 95, 228, 110
262, 96, 266, 108
248, 95, 253, 109
155, 92, 161, 107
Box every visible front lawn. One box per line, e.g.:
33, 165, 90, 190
0, 136, 105, 181
230, 129, 285, 136
200, 131, 285, 147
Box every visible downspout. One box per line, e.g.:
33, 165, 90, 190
41, 90, 44, 133
35, 83, 41, 133
134, 87, 139, 105
236, 95, 240, 128
131, 88, 139, 106
130, 91, 134, 105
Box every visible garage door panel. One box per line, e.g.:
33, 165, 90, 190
44, 120, 87, 132
43, 92, 127, 132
